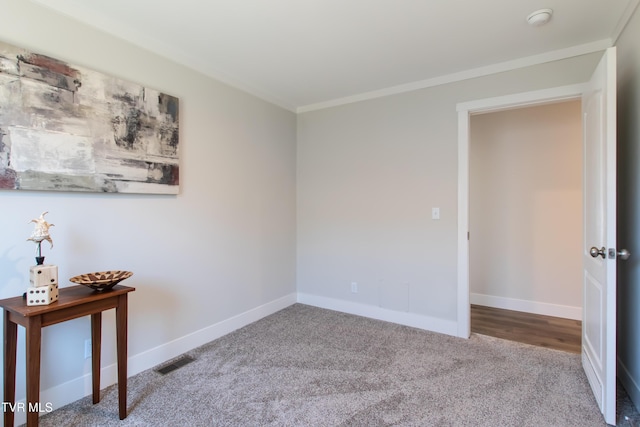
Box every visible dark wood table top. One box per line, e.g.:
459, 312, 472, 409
0, 285, 135, 318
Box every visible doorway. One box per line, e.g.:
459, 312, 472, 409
467, 101, 583, 349
455, 83, 586, 339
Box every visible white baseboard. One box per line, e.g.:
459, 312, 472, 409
470, 293, 582, 320
619, 357, 640, 413
13, 293, 297, 426
297, 293, 458, 337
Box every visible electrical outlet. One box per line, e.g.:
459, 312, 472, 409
432, 207, 440, 220
84, 339, 91, 359
351, 282, 358, 293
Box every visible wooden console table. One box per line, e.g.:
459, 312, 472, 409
1, 284, 135, 427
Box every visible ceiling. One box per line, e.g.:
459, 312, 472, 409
31, 0, 639, 112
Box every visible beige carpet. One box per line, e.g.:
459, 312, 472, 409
34, 304, 638, 426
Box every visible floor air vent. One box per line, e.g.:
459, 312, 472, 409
155, 355, 195, 375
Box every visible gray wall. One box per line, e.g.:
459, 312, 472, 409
616, 3, 640, 411
0, 0, 296, 415
297, 54, 601, 332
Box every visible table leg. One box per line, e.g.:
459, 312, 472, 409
26, 315, 42, 427
116, 294, 128, 420
91, 312, 102, 404
3, 310, 17, 427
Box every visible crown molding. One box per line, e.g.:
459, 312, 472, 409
297, 39, 611, 113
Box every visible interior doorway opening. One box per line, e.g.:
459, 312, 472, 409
467, 101, 583, 351
456, 83, 585, 339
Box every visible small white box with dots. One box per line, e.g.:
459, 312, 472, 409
29, 265, 58, 288
26, 283, 59, 306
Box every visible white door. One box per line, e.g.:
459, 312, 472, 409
582, 47, 618, 425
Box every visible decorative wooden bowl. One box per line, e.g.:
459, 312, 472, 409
69, 270, 133, 292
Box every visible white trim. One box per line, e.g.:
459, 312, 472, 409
10, 293, 297, 426
297, 41, 609, 113
297, 293, 458, 337
470, 293, 582, 320
456, 84, 586, 113
456, 84, 585, 341
457, 110, 470, 339
611, 0, 640, 44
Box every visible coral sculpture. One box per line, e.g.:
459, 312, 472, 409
27, 211, 54, 264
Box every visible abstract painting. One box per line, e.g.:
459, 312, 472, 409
0, 41, 179, 194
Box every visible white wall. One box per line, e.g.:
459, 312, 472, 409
0, 0, 296, 419
297, 54, 601, 335
469, 101, 583, 319
616, 3, 640, 412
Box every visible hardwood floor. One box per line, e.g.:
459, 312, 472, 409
471, 304, 582, 353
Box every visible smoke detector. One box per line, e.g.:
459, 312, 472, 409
527, 9, 553, 26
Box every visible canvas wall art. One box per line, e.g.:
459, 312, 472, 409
0, 41, 179, 194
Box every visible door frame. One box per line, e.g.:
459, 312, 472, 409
456, 83, 586, 338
